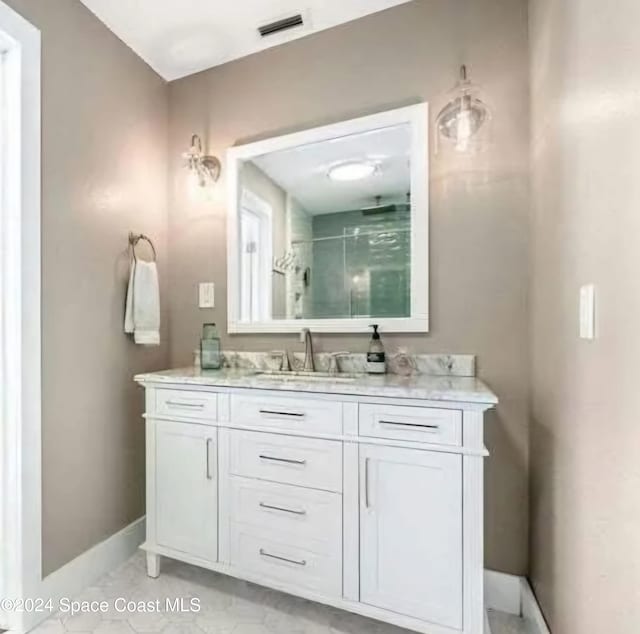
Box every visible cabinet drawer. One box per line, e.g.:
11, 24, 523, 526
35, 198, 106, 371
229, 476, 342, 549
229, 525, 341, 598
230, 394, 342, 434
359, 403, 461, 446
155, 389, 218, 422
229, 430, 342, 492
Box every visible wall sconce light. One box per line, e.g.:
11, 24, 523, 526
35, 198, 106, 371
435, 65, 491, 153
183, 134, 221, 187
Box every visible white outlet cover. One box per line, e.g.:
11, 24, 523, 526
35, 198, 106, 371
579, 284, 595, 340
199, 282, 215, 309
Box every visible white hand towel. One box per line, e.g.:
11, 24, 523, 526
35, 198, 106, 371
124, 259, 160, 345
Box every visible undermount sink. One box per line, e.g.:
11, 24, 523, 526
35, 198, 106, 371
256, 370, 362, 383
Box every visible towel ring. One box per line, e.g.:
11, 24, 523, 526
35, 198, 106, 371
129, 232, 157, 262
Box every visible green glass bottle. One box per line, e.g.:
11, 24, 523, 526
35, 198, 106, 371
200, 323, 221, 370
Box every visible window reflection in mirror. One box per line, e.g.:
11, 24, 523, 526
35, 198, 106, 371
238, 123, 412, 322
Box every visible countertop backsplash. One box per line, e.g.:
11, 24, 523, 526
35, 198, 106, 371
195, 350, 476, 378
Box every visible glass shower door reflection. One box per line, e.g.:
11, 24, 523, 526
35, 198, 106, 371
309, 210, 411, 320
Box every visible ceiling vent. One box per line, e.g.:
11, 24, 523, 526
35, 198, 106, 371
258, 14, 304, 37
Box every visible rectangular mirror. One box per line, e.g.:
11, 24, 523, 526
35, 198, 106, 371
227, 104, 428, 333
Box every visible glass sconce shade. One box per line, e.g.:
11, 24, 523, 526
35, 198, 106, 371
436, 65, 491, 153
183, 134, 221, 187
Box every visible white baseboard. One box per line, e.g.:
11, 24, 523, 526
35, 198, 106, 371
19, 517, 145, 633
485, 569, 522, 615
521, 577, 551, 634
485, 569, 551, 634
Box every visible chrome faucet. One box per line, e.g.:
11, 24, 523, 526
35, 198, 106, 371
300, 328, 315, 372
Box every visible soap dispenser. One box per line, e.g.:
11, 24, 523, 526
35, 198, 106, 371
366, 324, 386, 374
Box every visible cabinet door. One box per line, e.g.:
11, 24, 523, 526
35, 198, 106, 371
360, 445, 462, 629
155, 420, 217, 562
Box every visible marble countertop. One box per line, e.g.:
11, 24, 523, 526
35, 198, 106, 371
135, 367, 498, 405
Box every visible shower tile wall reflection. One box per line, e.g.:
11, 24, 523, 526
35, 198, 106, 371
307, 206, 411, 319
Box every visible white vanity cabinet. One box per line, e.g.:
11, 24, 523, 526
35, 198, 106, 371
138, 373, 496, 634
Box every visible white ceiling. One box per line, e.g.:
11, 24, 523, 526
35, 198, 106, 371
250, 123, 411, 214
79, 0, 414, 81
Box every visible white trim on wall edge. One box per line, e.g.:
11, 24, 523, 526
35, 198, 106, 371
0, 2, 41, 632
19, 518, 145, 633
484, 569, 551, 634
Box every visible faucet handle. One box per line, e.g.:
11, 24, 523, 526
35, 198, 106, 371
328, 351, 350, 375
393, 350, 417, 376
268, 350, 289, 372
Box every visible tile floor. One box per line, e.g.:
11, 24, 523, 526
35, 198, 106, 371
31, 553, 533, 634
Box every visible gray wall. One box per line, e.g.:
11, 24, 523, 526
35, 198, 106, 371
4, 0, 170, 575
529, 0, 640, 631
168, 0, 530, 575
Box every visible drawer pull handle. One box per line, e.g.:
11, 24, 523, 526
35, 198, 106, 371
259, 454, 307, 466
259, 409, 305, 418
166, 400, 206, 409
379, 420, 440, 430
259, 502, 307, 516
259, 548, 307, 566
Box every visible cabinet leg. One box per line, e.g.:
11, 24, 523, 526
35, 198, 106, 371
146, 552, 161, 578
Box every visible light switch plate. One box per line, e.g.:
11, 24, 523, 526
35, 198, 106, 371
579, 284, 595, 339
199, 282, 215, 309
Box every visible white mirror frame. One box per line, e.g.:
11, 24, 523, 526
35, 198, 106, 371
226, 103, 429, 334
